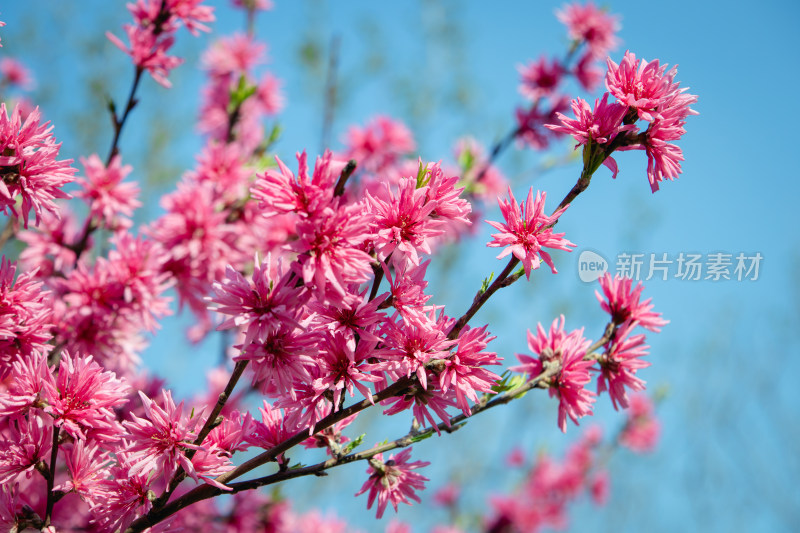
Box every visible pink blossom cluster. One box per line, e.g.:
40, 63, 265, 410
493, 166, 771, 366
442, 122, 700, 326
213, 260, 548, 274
0, 1, 679, 530
514, 2, 620, 150
207, 151, 499, 438
0, 103, 76, 228
107, 0, 215, 87
486, 187, 575, 279
511, 273, 666, 432
338, 119, 507, 241
547, 50, 698, 191
198, 33, 285, 153
486, 427, 609, 532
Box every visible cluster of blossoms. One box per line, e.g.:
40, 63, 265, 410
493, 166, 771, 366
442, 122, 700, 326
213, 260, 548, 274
0, 1, 681, 531
0, 103, 76, 228
198, 32, 284, 152
515, 2, 620, 150
511, 272, 667, 433
486, 427, 610, 532
547, 50, 698, 191
107, 0, 215, 87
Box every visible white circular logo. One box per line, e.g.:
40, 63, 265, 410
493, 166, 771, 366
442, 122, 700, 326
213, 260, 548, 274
577, 250, 608, 283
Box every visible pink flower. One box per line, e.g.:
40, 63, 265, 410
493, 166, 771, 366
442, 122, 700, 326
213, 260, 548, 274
596, 273, 668, 331
589, 469, 610, 505
236, 325, 317, 398
122, 390, 204, 483
596, 322, 650, 410
506, 446, 526, 467
291, 201, 374, 297
313, 333, 382, 407
42, 351, 130, 443
355, 447, 430, 519
486, 187, 575, 279
545, 93, 634, 178
308, 285, 387, 348
511, 316, 596, 432
602, 52, 697, 191
380, 381, 456, 433
375, 313, 456, 392
0, 415, 52, 484
605, 51, 679, 122
573, 51, 603, 91
0, 257, 53, 372
18, 207, 82, 278
518, 56, 564, 101
252, 151, 344, 218
187, 141, 250, 196
0, 58, 34, 90
256, 72, 285, 115
108, 0, 214, 86
438, 324, 501, 416
165, 0, 215, 36
515, 96, 570, 150
208, 255, 307, 346
148, 178, 243, 320
202, 33, 266, 77
243, 401, 291, 462
636, 92, 698, 192
0, 351, 55, 418
106, 231, 173, 333
90, 467, 153, 533
0, 103, 76, 227
53, 440, 111, 504
619, 393, 660, 453
382, 259, 433, 324
367, 177, 446, 268
424, 162, 472, 227
77, 154, 141, 230
107, 25, 184, 88
556, 2, 620, 57
433, 483, 460, 507
344, 116, 415, 174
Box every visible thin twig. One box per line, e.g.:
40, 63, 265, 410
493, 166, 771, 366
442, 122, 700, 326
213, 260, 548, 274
127, 367, 559, 531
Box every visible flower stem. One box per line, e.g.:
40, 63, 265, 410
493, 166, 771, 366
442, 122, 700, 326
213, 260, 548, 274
44, 426, 60, 527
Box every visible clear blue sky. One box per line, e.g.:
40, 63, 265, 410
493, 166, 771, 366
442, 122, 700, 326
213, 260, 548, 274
2, 1, 798, 531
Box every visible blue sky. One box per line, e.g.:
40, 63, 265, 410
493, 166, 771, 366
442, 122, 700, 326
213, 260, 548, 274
2, 0, 799, 531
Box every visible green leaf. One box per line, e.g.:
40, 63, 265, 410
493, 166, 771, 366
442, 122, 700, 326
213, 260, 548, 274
491, 370, 528, 395
228, 74, 258, 114
416, 161, 431, 188
342, 433, 366, 455
479, 272, 495, 295
410, 431, 433, 443
457, 147, 476, 173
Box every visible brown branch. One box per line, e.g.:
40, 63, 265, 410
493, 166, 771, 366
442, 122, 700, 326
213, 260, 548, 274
127, 367, 560, 532
128, 376, 416, 531
43, 426, 60, 527
447, 256, 520, 341
152, 360, 250, 510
